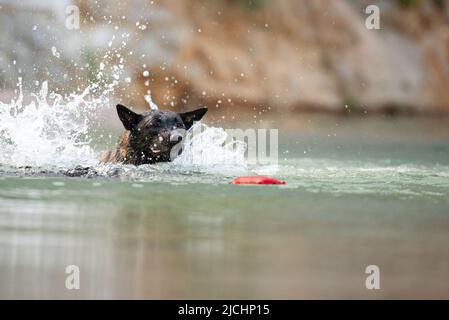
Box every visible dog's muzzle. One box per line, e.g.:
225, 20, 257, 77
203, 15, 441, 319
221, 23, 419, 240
169, 129, 186, 160
169, 132, 183, 145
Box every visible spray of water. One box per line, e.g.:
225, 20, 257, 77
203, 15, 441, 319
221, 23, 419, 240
144, 90, 159, 111
0, 79, 101, 168
173, 123, 247, 173
0, 16, 250, 178
0, 77, 247, 173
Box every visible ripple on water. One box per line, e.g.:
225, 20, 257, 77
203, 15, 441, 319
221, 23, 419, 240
1, 158, 448, 200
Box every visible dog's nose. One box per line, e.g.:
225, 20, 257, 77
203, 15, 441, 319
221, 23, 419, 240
170, 133, 183, 144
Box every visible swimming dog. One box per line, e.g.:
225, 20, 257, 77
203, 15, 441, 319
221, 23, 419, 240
98, 104, 207, 165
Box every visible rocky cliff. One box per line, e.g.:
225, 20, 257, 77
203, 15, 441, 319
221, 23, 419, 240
1, 0, 449, 114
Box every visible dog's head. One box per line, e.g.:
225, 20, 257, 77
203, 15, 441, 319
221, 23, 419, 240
116, 104, 207, 163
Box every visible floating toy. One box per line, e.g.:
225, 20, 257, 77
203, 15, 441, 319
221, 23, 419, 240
229, 176, 286, 185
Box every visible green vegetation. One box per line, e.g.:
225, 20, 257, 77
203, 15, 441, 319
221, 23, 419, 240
83, 49, 98, 84
433, 0, 445, 9
343, 96, 358, 114
208, 0, 268, 12
236, 0, 267, 11
397, 0, 419, 8
82, 49, 110, 93
397, 0, 445, 12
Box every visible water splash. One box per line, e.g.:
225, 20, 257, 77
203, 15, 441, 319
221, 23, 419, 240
144, 90, 159, 111
0, 27, 248, 173
173, 123, 248, 174
91, 123, 249, 180
0, 80, 248, 174
0, 79, 109, 168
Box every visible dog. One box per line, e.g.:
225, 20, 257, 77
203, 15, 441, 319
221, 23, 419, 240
98, 104, 207, 165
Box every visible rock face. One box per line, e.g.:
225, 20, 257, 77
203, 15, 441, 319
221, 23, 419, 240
1, 0, 449, 113
134, 0, 449, 113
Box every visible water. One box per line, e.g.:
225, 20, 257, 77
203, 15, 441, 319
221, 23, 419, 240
1, 109, 449, 298
1, 0, 448, 300
1, 77, 449, 298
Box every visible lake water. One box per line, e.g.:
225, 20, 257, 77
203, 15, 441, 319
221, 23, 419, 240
1, 115, 449, 299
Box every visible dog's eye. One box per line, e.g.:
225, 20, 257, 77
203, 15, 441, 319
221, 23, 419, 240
151, 118, 162, 126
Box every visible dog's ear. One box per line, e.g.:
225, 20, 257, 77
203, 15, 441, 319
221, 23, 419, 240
179, 107, 208, 130
116, 104, 142, 131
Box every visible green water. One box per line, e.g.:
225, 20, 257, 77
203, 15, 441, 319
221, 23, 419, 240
1, 115, 449, 299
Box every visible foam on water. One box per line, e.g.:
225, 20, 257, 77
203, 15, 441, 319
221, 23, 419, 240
0, 30, 129, 169
0, 22, 249, 176
173, 123, 248, 174
0, 78, 248, 174
1, 75, 448, 197
0, 79, 104, 168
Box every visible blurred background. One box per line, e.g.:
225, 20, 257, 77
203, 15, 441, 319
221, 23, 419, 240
2, 0, 449, 116
2, 0, 449, 300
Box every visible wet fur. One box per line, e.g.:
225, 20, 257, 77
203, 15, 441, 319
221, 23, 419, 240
98, 131, 136, 164
98, 104, 207, 165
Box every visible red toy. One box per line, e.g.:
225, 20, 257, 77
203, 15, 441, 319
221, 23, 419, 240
229, 176, 286, 185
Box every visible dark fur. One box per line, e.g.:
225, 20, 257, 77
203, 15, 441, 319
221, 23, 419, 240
98, 104, 207, 165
